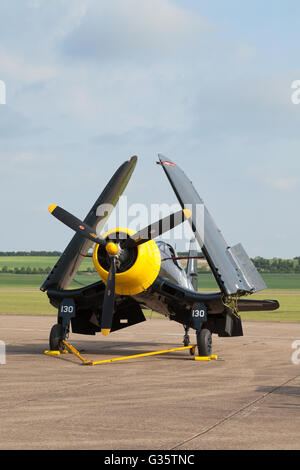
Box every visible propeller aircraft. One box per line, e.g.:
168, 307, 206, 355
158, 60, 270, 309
41, 155, 279, 357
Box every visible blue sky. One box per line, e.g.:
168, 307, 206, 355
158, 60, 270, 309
0, 0, 299, 257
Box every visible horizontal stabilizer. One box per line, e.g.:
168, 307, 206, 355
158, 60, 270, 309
238, 299, 279, 312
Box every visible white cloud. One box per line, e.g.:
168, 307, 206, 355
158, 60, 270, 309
61, 0, 210, 62
268, 177, 298, 191
235, 43, 255, 62
52, 0, 92, 40
0, 48, 56, 84
26, 0, 42, 8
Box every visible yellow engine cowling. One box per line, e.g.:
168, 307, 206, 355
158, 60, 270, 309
93, 228, 162, 296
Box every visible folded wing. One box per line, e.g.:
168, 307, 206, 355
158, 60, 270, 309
41, 156, 137, 291
158, 154, 266, 296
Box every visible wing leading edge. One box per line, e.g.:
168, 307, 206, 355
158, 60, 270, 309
158, 154, 266, 296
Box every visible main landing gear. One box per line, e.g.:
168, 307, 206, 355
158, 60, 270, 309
196, 328, 212, 357
49, 298, 76, 352
183, 303, 212, 357
183, 325, 212, 357
49, 323, 64, 352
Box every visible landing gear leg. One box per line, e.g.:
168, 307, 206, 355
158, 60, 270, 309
190, 303, 211, 356
49, 298, 76, 351
183, 326, 195, 356
183, 325, 190, 346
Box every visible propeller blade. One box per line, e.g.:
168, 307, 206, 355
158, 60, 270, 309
101, 257, 116, 336
48, 205, 106, 247
122, 209, 191, 248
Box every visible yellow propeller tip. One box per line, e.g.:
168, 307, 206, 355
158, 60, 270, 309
101, 329, 111, 336
48, 204, 57, 214
183, 209, 192, 219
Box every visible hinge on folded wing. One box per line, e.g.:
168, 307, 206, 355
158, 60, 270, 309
221, 294, 241, 319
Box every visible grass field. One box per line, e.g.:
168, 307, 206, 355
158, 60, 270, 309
0, 271, 299, 322
0, 273, 97, 289
1, 272, 299, 290
0, 256, 93, 273
1, 256, 299, 289
197, 272, 300, 291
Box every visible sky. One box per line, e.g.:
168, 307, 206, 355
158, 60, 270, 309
0, 0, 300, 257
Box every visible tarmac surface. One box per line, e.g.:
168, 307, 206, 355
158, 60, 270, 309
0, 314, 300, 450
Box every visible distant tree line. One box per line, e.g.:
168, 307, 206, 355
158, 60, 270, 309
0, 252, 299, 274
0, 265, 98, 275
251, 257, 300, 273
178, 253, 300, 274
0, 266, 53, 274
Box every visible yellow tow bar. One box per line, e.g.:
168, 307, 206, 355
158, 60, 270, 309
44, 341, 218, 366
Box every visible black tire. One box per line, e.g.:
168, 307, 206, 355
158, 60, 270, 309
197, 328, 212, 357
49, 324, 64, 351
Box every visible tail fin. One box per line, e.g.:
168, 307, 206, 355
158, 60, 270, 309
186, 238, 198, 291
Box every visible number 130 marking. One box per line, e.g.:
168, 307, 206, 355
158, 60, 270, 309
192, 309, 206, 318
61, 305, 74, 314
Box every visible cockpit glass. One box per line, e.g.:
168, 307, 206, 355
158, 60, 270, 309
157, 241, 183, 270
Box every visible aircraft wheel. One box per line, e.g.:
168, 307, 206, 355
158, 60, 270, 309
49, 324, 64, 351
197, 328, 212, 357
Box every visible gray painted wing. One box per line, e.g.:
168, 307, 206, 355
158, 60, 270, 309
41, 156, 137, 291
158, 154, 266, 296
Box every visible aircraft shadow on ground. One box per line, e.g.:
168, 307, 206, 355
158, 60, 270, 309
5, 340, 195, 360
